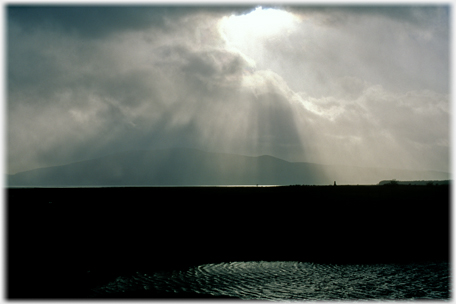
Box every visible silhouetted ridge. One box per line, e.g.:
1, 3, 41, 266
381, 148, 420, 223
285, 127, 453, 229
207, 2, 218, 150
8, 148, 450, 186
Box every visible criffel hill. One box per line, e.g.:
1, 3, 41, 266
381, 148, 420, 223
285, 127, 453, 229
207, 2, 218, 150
7, 148, 450, 186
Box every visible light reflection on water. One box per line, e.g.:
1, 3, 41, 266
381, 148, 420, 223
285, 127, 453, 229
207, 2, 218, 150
93, 261, 449, 300
7, 185, 281, 188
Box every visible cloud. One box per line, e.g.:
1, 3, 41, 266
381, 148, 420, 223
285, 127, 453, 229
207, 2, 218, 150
7, 5, 261, 40
237, 6, 449, 95
294, 83, 449, 172
6, 5, 450, 176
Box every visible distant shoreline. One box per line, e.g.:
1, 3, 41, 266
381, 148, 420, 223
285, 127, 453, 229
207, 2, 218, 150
5, 179, 451, 189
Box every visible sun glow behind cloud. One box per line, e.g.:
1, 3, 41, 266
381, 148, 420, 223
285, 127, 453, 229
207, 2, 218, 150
220, 7, 300, 40
7, 5, 450, 180
219, 7, 300, 65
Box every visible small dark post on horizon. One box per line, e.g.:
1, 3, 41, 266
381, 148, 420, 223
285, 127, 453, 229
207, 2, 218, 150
334, 181, 337, 186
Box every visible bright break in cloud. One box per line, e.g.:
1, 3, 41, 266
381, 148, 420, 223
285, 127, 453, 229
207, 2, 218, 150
7, 5, 450, 176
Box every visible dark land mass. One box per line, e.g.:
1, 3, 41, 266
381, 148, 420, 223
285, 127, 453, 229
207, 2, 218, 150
7, 148, 450, 186
7, 185, 450, 299
379, 179, 450, 185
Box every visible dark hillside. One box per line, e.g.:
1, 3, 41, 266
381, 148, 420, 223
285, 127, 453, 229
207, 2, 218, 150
7, 148, 450, 186
7, 149, 329, 186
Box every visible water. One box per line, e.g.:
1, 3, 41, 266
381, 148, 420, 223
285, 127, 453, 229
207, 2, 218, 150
92, 261, 449, 300
7, 185, 281, 189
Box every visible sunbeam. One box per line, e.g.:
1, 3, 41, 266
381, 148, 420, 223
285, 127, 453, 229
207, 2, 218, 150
7, 5, 450, 181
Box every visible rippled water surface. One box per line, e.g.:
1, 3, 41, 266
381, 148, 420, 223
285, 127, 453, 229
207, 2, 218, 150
93, 261, 449, 300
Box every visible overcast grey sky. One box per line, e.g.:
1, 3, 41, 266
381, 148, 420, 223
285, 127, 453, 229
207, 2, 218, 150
7, 4, 450, 174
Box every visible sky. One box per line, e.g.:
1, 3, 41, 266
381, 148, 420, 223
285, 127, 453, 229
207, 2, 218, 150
6, 4, 451, 175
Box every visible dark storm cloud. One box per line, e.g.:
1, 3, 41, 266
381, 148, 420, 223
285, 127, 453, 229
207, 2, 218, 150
7, 5, 256, 38
283, 4, 449, 28
8, 6, 160, 38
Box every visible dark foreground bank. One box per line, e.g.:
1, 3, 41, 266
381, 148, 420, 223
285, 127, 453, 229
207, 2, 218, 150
7, 185, 450, 298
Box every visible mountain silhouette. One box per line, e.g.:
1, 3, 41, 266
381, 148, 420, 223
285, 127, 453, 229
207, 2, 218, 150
7, 148, 450, 186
